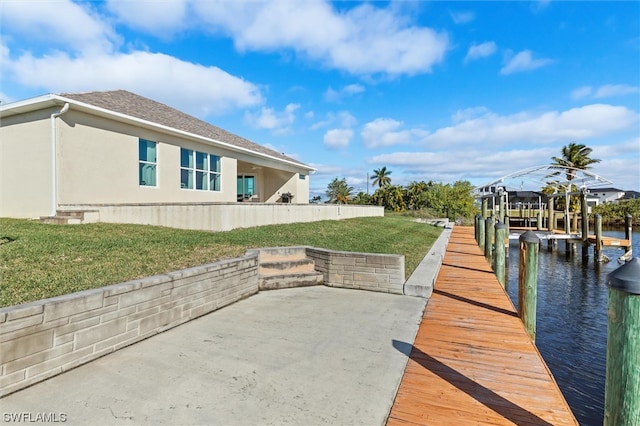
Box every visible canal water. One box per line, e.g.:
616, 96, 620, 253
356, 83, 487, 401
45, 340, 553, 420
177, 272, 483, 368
503, 229, 639, 426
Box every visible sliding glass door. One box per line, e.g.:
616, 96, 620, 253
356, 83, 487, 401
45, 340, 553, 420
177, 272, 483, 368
237, 175, 255, 201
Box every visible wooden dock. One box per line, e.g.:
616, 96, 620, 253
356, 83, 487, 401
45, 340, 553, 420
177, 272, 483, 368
587, 235, 631, 248
387, 226, 578, 425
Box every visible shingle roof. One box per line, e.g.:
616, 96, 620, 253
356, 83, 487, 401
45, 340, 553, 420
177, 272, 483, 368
60, 90, 309, 168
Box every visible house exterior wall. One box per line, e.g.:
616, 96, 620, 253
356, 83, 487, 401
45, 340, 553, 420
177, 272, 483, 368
296, 173, 310, 204
1, 106, 311, 218
0, 110, 53, 218
57, 110, 240, 206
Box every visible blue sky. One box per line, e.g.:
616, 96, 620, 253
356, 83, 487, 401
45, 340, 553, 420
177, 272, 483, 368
2, 0, 639, 198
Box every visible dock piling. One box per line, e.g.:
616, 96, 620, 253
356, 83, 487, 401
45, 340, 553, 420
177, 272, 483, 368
494, 221, 507, 287
478, 213, 485, 250
604, 258, 640, 426
624, 214, 633, 259
595, 214, 603, 262
518, 230, 540, 342
498, 188, 505, 223
485, 217, 494, 263
581, 189, 589, 260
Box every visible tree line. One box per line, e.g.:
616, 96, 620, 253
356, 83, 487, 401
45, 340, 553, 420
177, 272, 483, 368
322, 172, 477, 222
317, 142, 633, 224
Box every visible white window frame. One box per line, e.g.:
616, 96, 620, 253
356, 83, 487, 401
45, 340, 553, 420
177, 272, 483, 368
180, 148, 221, 191
139, 139, 157, 187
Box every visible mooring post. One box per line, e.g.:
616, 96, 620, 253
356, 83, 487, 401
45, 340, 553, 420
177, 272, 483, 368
625, 214, 633, 258
485, 217, 494, 263
537, 207, 542, 231
518, 230, 540, 342
547, 197, 555, 252
505, 214, 510, 258
478, 213, 486, 250
494, 221, 507, 287
482, 198, 488, 221
498, 188, 505, 223
595, 214, 603, 262
604, 258, 640, 426
581, 188, 590, 260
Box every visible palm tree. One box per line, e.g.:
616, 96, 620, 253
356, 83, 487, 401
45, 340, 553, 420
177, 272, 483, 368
326, 177, 354, 204
550, 142, 601, 181
371, 167, 392, 188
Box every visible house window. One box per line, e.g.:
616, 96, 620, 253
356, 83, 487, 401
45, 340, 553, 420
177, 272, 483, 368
180, 148, 221, 191
237, 175, 255, 201
139, 139, 157, 186
299, 174, 306, 180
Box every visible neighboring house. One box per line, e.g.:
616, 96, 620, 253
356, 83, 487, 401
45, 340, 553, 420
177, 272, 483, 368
621, 190, 640, 200
506, 191, 547, 209
590, 187, 626, 205
0, 90, 315, 219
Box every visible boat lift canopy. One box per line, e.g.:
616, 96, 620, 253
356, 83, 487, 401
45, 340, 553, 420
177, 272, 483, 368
474, 164, 613, 198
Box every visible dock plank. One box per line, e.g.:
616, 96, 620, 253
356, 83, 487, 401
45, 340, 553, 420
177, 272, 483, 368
387, 226, 578, 425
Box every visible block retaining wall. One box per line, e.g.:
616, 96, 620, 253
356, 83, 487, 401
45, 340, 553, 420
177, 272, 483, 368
0, 247, 405, 397
58, 203, 384, 232
306, 248, 404, 294
0, 254, 259, 397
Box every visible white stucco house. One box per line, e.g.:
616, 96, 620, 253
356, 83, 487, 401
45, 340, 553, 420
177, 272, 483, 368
0, 90, 324, 224
590, 187, 626, 205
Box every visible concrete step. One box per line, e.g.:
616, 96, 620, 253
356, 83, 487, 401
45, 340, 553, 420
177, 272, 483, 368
259, 271, 324, 290
40, 210, 99, 225
251, 246, 325, 290
40, 216, 83, 225
259, 249, 307, 263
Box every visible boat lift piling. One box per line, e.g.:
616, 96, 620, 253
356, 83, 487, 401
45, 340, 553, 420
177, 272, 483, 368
474, 165, 631, 265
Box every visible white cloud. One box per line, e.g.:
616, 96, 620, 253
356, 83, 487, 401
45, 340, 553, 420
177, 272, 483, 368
464, 42, 497, 63
500, 50, 553, 75
324, 84, 365, 102
245, 103, 300, 133
572, 84, 639, 100
571, 86, 593, 100
361, 118, 429, 149
450, 11, 475, 25
0, 0, 118, 54
532, 0, 552, 12
310, 111, 357, 130
105, 0, 189, 36
452, 107, 491, 124
194, 1, 449, 76
424, 104, 638, 147
0, 0, 264, 117
4, 49, 263, 116
594, 84, 640, 99
324, 128, 354, 149
368, 146, 558, 185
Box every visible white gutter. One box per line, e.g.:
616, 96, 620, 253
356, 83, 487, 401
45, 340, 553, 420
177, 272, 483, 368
50, 103, 70, 216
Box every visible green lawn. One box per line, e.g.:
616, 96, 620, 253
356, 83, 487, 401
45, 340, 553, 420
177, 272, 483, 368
0, 215, 442, 307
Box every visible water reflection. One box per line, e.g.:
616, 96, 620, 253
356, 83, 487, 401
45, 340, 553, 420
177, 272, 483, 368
504, 230, 638, 426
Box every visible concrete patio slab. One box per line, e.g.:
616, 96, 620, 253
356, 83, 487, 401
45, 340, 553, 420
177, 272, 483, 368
1, 287, 427, 426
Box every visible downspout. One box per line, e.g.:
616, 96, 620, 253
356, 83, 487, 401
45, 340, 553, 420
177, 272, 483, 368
50, 103, 70, 216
